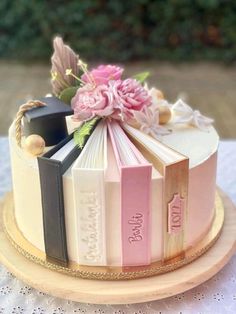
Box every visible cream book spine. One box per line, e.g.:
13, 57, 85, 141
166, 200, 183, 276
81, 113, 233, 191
72, 121, 107, 266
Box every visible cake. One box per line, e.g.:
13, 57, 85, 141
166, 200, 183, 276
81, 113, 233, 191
7, 37, 219, 280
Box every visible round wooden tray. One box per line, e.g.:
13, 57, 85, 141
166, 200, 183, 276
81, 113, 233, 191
0, 189, 235, 304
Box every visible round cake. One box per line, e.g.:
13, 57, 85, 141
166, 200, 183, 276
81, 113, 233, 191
6, 37, 220, 279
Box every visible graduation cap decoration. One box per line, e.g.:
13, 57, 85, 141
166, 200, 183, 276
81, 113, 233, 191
23, 97, 73, 146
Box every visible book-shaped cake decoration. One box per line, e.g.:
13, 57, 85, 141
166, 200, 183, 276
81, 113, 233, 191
37, 120, 99, 266
24, 96, 73, 146
108, 121, 152, 266
72, 120, 108, 266
123, 124, 189, 261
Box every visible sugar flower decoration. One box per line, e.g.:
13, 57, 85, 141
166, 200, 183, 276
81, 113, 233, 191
51, 36, 80, 95
132, 105, 171, 140
109, 78, 151, 121
72, 78, 151, 122
72, 83, 114, 121
49, 37, 214, 132
82, 64, 124, 85
171, 99, 214, 131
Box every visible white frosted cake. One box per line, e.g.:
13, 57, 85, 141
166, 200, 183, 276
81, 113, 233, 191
7, 37, 219, 279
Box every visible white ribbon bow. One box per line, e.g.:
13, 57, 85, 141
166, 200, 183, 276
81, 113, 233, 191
171, 99, 214, 131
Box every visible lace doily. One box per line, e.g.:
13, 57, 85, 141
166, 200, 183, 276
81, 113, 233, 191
0, 137, 235, 314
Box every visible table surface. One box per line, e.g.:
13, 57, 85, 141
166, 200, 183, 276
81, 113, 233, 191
0, 137, 235, 314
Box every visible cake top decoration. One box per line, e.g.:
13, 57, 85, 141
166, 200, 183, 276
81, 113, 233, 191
49, 36, 214, 140
15, 35, 214, 150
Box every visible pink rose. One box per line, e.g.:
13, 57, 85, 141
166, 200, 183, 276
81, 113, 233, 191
110, 78, 151, 120
72, 84, 114, 121
82, 64, 124, 85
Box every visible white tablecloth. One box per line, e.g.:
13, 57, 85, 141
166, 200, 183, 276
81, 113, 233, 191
0, 138, 235, 314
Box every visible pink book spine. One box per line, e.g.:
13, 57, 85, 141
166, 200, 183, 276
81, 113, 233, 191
107, 122, 152, 266
121, 165, 152, 266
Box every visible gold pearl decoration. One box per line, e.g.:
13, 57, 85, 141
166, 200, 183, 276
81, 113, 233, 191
155, 89, 165, 100
24, 134, 45, 156
159, 106, 172, 125
152, 88, 171, 124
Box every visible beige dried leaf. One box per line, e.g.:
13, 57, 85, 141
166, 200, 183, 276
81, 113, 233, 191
51, 36, 79, 95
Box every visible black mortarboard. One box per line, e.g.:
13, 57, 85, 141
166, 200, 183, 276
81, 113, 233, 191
23, 97, 73, 146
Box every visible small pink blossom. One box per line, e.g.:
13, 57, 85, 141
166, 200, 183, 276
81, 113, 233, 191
82, 64, 123, 85
110, 78, 152, 120
132, 106, 171, 139
72, 84, 114, 121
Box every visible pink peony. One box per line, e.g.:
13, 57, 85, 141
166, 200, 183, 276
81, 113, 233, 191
109, 78, 152, 120
72, 84, 114, 121
82, 64, 124, 85
72, 78, 151, 122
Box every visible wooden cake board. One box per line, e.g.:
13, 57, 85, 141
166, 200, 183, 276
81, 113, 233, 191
0, 189, 235, 305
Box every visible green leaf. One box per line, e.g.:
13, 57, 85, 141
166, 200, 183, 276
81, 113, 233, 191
132, 71, 150, 83
73, 117, 100, 149
59, 86, 78, 105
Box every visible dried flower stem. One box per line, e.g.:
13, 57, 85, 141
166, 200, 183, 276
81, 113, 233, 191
77, 60, 96, 87
66, 69, 85, 86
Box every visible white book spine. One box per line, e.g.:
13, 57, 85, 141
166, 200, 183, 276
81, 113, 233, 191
73, 168, 107, 265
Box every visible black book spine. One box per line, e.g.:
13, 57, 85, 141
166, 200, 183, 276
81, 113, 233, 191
37, 157, 68, 266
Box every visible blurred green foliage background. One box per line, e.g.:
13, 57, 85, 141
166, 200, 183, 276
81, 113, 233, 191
0, 0, 235, 62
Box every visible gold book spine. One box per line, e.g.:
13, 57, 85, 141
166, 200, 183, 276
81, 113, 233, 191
163, 160, 189, 260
